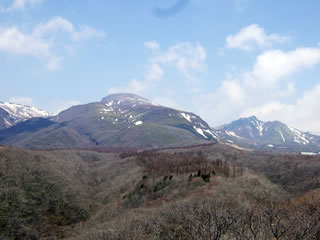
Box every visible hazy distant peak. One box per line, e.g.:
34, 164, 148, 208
248, 115, 258, 121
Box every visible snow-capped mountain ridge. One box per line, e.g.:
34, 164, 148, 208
0, 102, 53, 130
0, 102, 53, 120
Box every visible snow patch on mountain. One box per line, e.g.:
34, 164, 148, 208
278, 130, 286, 142
180, 112, 192, 122
4, 118, 13, 127
203, 129, 218, 139
102, 107, 113, 113
226, 130, 244, 139
135, 121, 143, 126
289, 127, 309, 145
105, 101, 114, 107
255, 121, 264, 136
193, 126, 208, 139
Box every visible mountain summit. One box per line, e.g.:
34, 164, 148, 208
101, 93, 156, 106
99, 93, 160, 113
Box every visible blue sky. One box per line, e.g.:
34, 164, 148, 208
1, 0, 320, 131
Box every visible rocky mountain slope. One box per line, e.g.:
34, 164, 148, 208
213, 116, 320, 152
0, 93, 218, 149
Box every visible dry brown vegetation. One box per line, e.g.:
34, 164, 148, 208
0, 144, 319, 239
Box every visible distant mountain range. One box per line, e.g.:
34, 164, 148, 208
0, 94, 319, 152
213, 116, 320, 152
0, 93, 217, 149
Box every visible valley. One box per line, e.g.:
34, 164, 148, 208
0, 143, 319, 239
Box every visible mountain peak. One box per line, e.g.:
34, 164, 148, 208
248, 115, 258, 121
101, 93, 148, 103
101, 93, 159, 107
238, 115, 261, 123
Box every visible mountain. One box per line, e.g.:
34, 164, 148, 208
0, 93, 218, 149
2, 97, 320, 153
213, 116, 320, 152
0, 102, 53, 130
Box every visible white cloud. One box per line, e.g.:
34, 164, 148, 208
152, 42, 206, 82
33, 17, 105, 41
9, 96, 33, 105
245, 47, 320, 88
0, 26, 50, 57
226, 24, 287, 51
0, 17, 105, 71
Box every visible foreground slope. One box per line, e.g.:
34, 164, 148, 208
1, 144, 319, 239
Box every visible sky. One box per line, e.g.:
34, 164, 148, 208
1, 0, 320, 132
